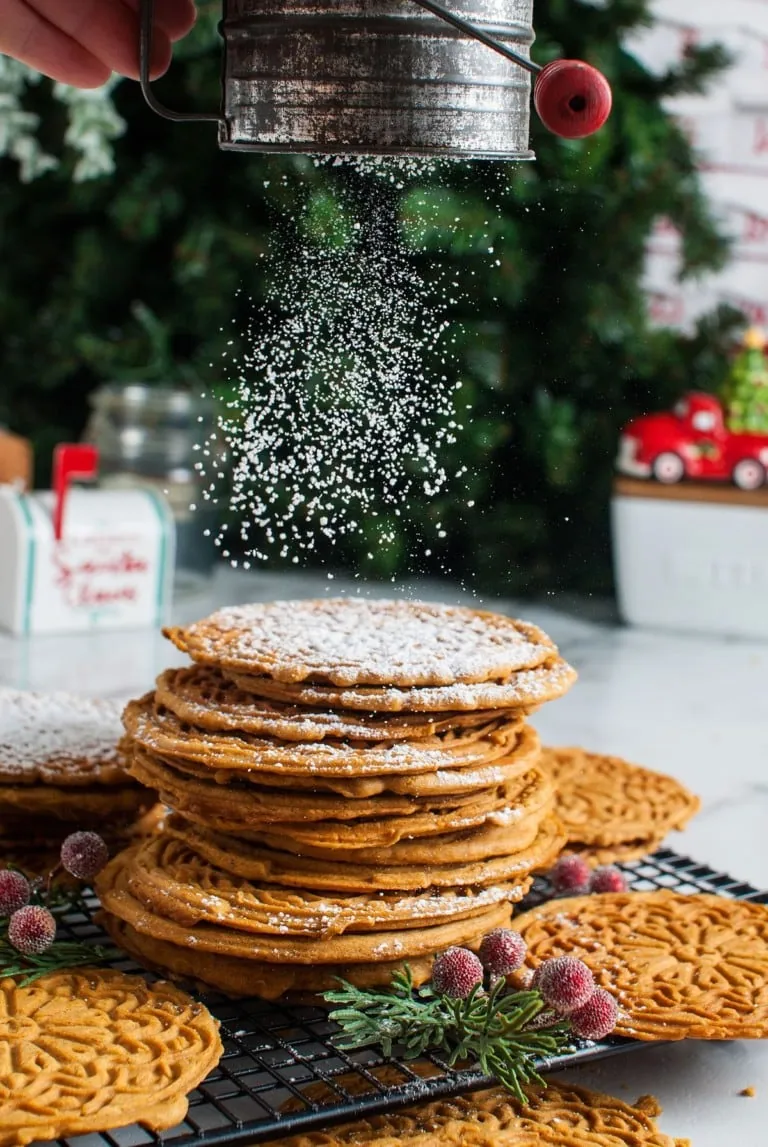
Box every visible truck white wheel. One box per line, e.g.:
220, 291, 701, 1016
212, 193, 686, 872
652, 452, 685, 484
732, 458, 765, 491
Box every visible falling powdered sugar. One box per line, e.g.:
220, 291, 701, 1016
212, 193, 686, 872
197, 169, 471, 566
312, 153, 463, 188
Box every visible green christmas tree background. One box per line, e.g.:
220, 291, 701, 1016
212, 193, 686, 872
0, 0, 742, 595
721, 332, 768, 435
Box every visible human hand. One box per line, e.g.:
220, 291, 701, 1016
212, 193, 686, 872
0, 0, 197, 88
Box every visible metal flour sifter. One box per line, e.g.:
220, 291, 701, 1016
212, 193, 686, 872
137, 0, 612, 158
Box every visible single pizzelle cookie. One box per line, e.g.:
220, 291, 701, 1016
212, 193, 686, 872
163, 598, 556, 687
251, 768, 553, 852
0, 688, 127, 786
260, 1082, 683, 1146
155, 666, 511, 742
124, 695, 521, 778
252, 798, 553, 868
512, 890, 768, 1041
121, 833, 528, 937
570, 837, 665, 866
0, 781, 156, 824
164, 813, 565, 895
101, 913, 440, 998
149, 723, 538, 801
0, 968, 222, 1147
227, 655, 576, 713
97, 847, 513, 964
184, 746, 536, 800
541, 746, 700, 849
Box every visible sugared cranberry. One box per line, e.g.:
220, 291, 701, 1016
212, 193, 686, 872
431, 947, 484, 999
589, 866, 628, 894
535, 955, 595, 1015
479, 928, 527, 977
0, 869, 31, 916
569, 988, 619, 1040
8, 905, 57, 955
549, 853, 591, 895
60, 831, 109, 881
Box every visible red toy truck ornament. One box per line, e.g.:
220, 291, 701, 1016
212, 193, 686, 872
617, 392, 768, 491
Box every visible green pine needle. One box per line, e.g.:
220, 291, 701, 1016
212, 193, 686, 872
0, 923, 115, 987
325, 967, 574, 1102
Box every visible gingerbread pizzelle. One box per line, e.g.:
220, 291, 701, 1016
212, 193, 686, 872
107, 597, 575, 1000
124, 693, 524, 778
0, 689, 128, 786
166, 749, 535, 799
0, 781, 155, 823
163, 812, 565, 894
126, 722, 540, 800
163, 599, 556, 686
129, 747, 528, 821
0, 969, 222, 1147
0, 688, 162, 879
513, 889, 768, 1040
227, 656, 576, 713
260, 1082, 685, 1146
0, 804, 164, 883
127, 744, 552, 844
155, 664, 519, 741
117, 833, 530, 937
569, 837, 667, 866
102, 913, 440, 998
541, 745, 700, 856
97, 847, 514, 963
252, 807, 551, 866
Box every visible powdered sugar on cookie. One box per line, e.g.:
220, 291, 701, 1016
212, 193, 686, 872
165, 598, 555, 686
0, 689, 124, 783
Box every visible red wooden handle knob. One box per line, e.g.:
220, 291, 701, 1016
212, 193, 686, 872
534, 59, 612, 139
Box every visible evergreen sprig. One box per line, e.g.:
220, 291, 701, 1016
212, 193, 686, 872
325, 967, 573, 1101
0, 923, 113, 987
6, 863, 90, 917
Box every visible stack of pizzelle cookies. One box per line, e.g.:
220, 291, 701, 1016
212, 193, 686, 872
97, 598, 576, 998
0, 688, 161, 878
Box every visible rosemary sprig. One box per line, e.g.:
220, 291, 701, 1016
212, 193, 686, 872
325, 967, 573, 1101
0, 924, 114, 987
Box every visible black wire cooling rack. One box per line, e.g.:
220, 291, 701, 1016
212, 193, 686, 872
42, 848, 768, 1147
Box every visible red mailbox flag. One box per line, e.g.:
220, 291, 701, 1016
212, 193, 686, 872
52, 444, 99, 542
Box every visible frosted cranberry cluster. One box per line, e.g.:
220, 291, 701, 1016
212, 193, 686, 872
430, 926, 618, 1042
0, 831, 108, 956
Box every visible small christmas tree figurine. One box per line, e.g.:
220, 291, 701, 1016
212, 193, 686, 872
721, 329, 768, 435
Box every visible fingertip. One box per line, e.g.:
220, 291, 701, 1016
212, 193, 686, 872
149, 36, 173, 80
176, 0, 197, 40
77, 61, 114, 89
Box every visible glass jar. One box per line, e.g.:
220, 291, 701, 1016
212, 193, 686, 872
84, 383, 220, 588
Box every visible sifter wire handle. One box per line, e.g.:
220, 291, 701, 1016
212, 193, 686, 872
408, 0, 542, 74
139, 0, 223, 126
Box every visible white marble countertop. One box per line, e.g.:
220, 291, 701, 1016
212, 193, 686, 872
1, 566, 766, 1145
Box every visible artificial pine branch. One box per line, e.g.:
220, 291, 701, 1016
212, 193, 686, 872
325, 968, 573, 1102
